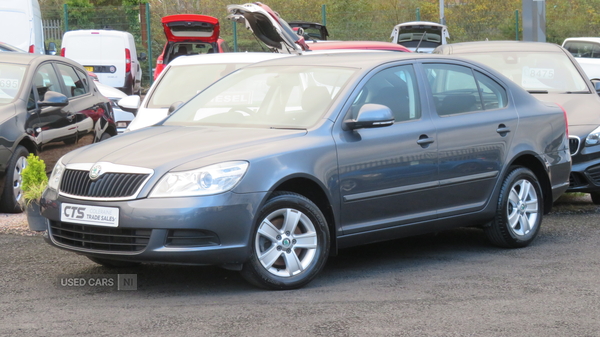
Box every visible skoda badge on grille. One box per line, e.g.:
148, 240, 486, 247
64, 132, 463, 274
89, 164, 102, 180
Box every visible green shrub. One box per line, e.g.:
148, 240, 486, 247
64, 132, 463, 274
21, 154, 48, 206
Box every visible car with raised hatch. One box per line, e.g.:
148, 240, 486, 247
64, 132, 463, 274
39, 52, 570, 290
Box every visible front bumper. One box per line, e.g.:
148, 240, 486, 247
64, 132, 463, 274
40, 189, 267, 266
567, 156, 600, 194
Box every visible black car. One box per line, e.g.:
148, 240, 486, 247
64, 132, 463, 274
39, 52, 570, 290
0, 53, 116, 212
435, 41, 600, 204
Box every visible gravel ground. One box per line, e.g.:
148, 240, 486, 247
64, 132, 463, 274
0, 212, 41, 236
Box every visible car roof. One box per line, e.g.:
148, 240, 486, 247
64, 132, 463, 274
563, 37, 600, 44
243, 51, 447, 69
435, 41, 564, 54
0, 52, 66, 65
167, 52, 292, 67
307, 41, 411, 52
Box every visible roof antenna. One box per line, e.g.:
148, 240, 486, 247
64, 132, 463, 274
415, 30, 427, 53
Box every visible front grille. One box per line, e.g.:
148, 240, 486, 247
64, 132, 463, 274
569, 137, 580, 155
166, 229, 220, 247
50, 221, 151, 252
60, 169, 148, 198
587, 165, 600, 185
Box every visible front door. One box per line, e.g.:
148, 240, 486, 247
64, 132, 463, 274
335, 64, 439, 235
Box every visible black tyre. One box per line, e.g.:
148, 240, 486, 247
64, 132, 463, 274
240, 192, 330, 290
484, 166, 543, 248
0, 146, 30, 213
590, 192, 600, 205
87, 256, 141, 268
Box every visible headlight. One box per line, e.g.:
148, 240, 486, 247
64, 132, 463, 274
149, 161, 249, 197
586, 126, 600, 147
48, 158, 66, 191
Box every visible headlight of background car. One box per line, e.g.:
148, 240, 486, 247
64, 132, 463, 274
149, 161, 249, 197
48, 159, 65, 191
586, 126, 600, 147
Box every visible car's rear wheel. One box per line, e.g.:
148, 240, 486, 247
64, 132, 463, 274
0, 146, 30, 213
240, 192, 329, 290
484, 166, 543, 248
87, 256, 141, 268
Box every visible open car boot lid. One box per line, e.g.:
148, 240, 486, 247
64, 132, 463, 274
227, 2, 308, 54
162, 14, 220, 43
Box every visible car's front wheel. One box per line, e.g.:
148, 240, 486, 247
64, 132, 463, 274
240, 192, 330, 290
484, 166, 543, 248
590, 192, 600, 205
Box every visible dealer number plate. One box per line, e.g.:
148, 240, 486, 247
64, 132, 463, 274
61, 203, 119, 227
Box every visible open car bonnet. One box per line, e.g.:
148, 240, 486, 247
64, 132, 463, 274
227, 2, 308, 54
390, 21, 449, 53
162, 14, 220, 43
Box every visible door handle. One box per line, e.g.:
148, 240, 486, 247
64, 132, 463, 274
417, 135, 435, 147
66, 114, 76, 122
496, 124, 511, 136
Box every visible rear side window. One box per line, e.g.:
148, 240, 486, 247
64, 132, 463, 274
57, 63, 88, 97
475, 71, 508, 110
424, 63, 483, 116
564, 41, 600, 58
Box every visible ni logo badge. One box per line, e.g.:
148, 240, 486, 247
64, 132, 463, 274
89, 164, 102, 180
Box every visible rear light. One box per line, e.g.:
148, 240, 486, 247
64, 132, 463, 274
28, 44, 34, 53
125, 48, 131, 73
556, 103, 569, 138
61, 48, 65, 57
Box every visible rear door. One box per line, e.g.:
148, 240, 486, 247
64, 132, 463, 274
420, 62, 518, 222
335, 64, 439, 235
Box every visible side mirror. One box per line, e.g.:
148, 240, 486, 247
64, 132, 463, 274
38, 91, 68, 108
138, 52, 147, 62
344, 104, 394, 130
592, 79, 600, 94
46, 42, 57, 55
168, 101, 184, 115
117, 95, 141, 115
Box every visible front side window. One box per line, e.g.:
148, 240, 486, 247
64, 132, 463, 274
424, 63, 483, 116
0, 63, 26, 104
165, 65, 356, 129
34, 63, 61, 101
350, 65, 421, 122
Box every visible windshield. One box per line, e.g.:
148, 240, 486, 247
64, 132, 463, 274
455, 52, 589, 93
163, 65, 356, 129
147, 63, 250, 109
0, 63, 27, 104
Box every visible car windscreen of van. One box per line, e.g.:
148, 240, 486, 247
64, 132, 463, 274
0, 12, 29, 50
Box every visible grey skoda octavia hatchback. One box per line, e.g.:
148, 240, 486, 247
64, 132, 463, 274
39, 52, 570, 289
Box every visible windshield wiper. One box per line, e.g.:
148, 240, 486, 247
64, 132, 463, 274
527, 90, 548, 94
269, 126, 305, 130
562, 91, 590, 94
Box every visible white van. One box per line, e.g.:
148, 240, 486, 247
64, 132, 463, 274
61, 30, 145, 95
562, 37, 600, 80
0, 0, 45, 54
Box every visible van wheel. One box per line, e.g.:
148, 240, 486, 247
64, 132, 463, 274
240, 192, 329, 290
484, 167, 543, 248
0, 146, 29, 213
